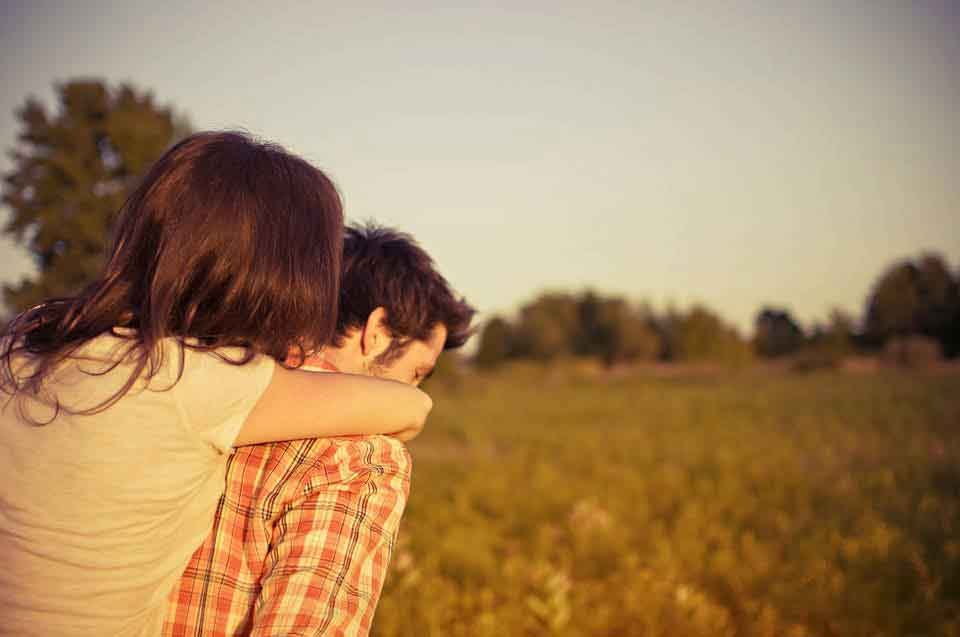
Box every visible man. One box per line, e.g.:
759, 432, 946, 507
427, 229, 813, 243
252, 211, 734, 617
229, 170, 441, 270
163, 224, 475, 637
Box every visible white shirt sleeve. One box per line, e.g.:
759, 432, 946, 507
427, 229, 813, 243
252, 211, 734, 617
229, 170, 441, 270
172, 346, 276, 454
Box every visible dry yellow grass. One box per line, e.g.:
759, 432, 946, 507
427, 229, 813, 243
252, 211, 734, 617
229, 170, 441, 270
373, 364, 960, 637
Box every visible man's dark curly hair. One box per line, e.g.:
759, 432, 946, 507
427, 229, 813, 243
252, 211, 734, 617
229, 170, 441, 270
333, 223, 476, 361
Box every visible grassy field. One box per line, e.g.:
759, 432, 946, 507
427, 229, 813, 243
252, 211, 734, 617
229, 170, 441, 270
371, 364, 960, 637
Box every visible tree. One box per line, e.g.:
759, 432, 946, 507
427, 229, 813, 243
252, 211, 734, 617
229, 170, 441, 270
574, 290, 604, 356
797, 308, 857, 371
600, 300, 660, 364
753, 307, 805, 358
2, 79, 189, 312
503, 291, 662, 366
512, 292, 580, 360
864, 253, 959, 356
576, 293, 659, 366
864, 262, 919, 341
949, 266, 960, 357
915, 255, 960, 356
475, 316, 513, 369
813, 308, 855, 355
661, 305, 751, 365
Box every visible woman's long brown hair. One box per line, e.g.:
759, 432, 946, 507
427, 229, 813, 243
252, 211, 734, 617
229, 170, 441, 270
1, 131, 343, 421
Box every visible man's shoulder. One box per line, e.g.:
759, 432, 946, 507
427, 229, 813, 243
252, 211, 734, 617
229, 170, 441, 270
230, 435, 411, 494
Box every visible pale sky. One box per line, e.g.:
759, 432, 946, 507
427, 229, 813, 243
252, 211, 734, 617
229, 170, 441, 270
1, 1, 958, 332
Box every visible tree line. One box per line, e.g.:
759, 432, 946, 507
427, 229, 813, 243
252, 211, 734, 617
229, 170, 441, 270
476, 254, 960, 369
2, 79, 957, 369
476, 294, 752, 367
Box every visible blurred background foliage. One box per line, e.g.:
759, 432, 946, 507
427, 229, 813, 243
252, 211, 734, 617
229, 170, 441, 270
2, 79, 189, 311
476, 251, 960, 371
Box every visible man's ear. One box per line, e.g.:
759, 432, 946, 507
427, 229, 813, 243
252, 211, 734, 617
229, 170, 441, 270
360, 307, 392, 359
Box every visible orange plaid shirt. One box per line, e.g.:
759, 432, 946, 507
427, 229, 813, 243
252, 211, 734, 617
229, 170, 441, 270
162, 432, 411, 637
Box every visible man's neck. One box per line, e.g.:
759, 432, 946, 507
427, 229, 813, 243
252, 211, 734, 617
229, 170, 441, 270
300, 333, 366, 374
303, 345, 361, 374
301, 356, 341, 372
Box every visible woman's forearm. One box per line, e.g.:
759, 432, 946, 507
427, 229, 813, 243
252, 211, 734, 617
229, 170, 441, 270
234, 367, 432, 446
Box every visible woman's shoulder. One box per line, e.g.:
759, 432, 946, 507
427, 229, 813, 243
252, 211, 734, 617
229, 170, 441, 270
68, 331, 276, 385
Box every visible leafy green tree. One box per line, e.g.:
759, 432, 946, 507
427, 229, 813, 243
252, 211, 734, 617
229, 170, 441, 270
2, 79, 189, 312
949, 266, 960, 357
503, 291, 661, 366
577, 293, 659, 366
865, 262, 919, 340
476, 316, 513, 369
574, 290, 605, 356
915, 255, 960, 357
512, 292, 580, 360
754, 307, 805, 358
813, 308, 856, 354
795, 309, 858, 371
864, 253, 959, 356
661, 305, 751, 365
601, 300, 660, 364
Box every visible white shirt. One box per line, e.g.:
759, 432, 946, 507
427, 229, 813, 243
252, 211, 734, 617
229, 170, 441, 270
0, 333, 275, 637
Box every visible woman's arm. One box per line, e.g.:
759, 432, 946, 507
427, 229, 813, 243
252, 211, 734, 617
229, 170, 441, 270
233, 366, 433, 446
